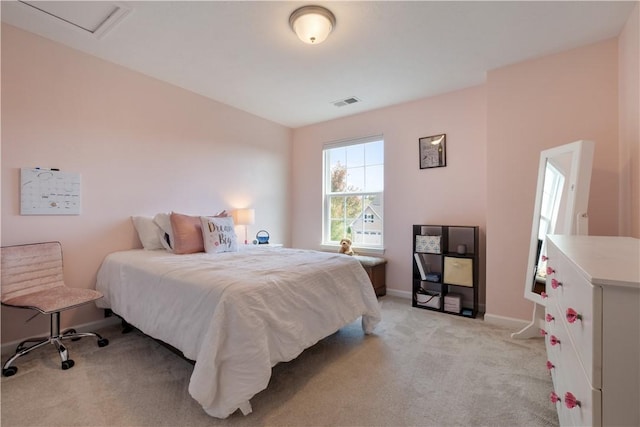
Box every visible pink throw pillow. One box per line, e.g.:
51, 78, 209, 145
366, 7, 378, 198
170, 213, 204, 254
170, 211, 229, 254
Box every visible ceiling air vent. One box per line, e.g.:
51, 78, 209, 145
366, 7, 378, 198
19, 1, 131, 39
332, 97, 361, 108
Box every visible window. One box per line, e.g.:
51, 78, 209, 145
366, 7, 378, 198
323, 135, 384, 249
536, 162, 565, 274
538, 162, 565, 242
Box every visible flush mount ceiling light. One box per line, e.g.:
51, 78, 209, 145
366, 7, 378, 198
289, 5, 336, 45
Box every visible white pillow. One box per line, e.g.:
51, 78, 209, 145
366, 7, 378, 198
153, 213, 174, 252
131, 216, 164, 250
200, 216, 238, 253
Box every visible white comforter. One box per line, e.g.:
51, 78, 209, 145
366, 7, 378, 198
95, 246, 381, 418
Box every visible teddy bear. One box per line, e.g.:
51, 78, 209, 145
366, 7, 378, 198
339, 238, 355, 256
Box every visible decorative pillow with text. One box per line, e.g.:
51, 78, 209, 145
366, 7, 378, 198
200, 216, 238, 253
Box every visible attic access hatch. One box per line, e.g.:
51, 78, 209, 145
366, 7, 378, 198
19, 1, 131, 39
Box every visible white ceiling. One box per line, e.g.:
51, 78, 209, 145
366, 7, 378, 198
2, 1, 636, 128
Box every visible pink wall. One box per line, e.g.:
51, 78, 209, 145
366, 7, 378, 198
293, 37, 629, 325
1, 25, 292, 344
292, 86, 488, 308
618, 4, 640, 238
3, 11, 637, 345
486, 39, 620, 320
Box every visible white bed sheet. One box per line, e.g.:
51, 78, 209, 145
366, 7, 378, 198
95, 246, 381, 418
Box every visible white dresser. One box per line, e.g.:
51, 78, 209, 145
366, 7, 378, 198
543, 235, 640, 427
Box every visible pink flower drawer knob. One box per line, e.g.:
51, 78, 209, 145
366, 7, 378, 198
546, 266, 555, 275
550, 335, 560, 346
546, 360, 555, 371
546, 313, 555, 322
551, 278, 562, 289
540, 328, 548, 337
566, 307, 582, 323
550, 391, 561, 404
564, 392, 581, 409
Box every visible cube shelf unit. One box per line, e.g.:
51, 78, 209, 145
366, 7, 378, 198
412, 225, 479, 318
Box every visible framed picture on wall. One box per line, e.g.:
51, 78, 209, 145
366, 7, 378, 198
419, 134, 446, 169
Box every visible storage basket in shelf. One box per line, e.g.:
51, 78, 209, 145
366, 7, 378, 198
415, 235, 441, 254
443, 256, 473, 287
415, 290, 441, 309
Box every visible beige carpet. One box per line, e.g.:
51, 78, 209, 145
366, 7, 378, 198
1, 296, 558, 426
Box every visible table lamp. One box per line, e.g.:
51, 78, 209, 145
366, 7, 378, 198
232, 208, 255, 244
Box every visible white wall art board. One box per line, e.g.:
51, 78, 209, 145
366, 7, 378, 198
20, 168, 81, 215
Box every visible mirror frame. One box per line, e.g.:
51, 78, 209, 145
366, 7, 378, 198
524, 140, 595, 306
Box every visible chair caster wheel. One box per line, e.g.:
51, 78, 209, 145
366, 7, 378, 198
97, 338, 109, 347
61, 360, 75, 370
2, 366, 18, 377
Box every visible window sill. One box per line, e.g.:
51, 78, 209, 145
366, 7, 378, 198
320, 244, 385, 256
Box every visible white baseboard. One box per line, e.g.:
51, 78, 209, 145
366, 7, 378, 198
1, 315, 120, 358
385, 288, 412, 299
385, 289, 486, 318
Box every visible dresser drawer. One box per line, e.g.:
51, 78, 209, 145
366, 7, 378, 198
545, 235, 640, 427
546, 307, 601, 427
545, 303, 573, 392
546, 248, 603, 388
557, 352, 601, 427
544, 303, 566, 366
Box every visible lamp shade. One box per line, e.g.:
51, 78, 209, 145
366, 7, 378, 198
289, 5, 336, 44
232, 208, 255, 226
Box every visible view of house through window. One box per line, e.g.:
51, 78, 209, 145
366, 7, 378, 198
323, 136, 384, 248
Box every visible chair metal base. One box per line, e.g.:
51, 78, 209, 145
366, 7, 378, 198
2, 311, 109, 377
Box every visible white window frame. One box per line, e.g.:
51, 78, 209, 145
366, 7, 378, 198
536, 162, 565, 275
322, 134, 384, 252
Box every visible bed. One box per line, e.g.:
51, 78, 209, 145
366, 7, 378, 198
95, 245, 381, 418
